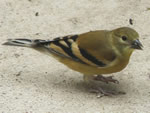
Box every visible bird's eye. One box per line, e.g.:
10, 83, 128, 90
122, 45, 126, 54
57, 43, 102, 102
121, 36, 127, 41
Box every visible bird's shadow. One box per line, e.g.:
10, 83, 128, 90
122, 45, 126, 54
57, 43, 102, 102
28, 72, 126, 97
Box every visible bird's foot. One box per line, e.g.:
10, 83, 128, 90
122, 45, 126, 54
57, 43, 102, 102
90, 87, 126, 98
94, 75, 119, 84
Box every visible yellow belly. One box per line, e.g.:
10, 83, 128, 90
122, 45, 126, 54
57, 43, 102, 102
53, 54, 130, 75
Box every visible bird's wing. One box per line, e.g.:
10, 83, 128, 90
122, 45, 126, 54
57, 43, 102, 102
38, 31, 116, 67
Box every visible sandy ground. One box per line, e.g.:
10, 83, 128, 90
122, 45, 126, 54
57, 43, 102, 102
0, 0, 150, 113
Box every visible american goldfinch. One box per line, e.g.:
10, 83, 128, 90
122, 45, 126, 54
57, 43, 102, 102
3, 27, 143, 96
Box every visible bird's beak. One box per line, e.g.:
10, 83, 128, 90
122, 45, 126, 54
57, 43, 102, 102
131, 39, 143, 50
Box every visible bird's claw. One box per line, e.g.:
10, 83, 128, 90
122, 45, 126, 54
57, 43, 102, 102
90, 87, 126, 98
94, 75, 119, 84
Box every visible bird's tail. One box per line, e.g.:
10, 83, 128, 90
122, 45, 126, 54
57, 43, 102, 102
2, 39, 47, 47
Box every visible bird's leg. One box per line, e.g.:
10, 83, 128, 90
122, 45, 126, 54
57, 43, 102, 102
83, 75, 125, 97
83, 74, 95, 84
94, 75, 119, 84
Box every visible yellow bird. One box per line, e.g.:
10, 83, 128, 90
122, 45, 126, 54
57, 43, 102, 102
3, 27, 143, 96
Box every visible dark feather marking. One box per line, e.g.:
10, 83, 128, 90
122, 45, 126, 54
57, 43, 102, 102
63, 36, 72, 47
53, 35, 78, 42
44, 47, 69, 58
61, 35, 78, 47
79, 47, 106, 67
33, 39, 51, 46
70, 35, 78, 41
34, 39, 46, 43
54, 37, 61, 41
62, 36, 68, 40
52, 41, 76, 59
52, 41, 86, 64
12, 41, 25, 44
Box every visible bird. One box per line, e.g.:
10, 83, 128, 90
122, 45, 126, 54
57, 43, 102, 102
3, 27, 143, 96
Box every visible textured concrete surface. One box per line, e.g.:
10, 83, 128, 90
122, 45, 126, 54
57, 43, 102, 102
0, 0, 150, 113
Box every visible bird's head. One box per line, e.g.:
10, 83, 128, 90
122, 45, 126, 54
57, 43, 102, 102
111, 27, 143, 53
